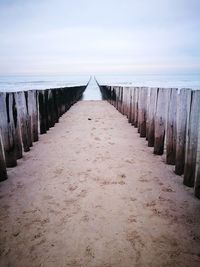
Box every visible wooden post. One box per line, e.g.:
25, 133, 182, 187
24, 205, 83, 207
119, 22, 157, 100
134, 87, 139, 127
52, 89, 59, 124
24, 91, 33, 148
131, 87, 135, 125
0, 135, 7, 181
123, 87, 126, 116
128, 88, 133, 123
184, 90, 200, 187
47, 90, 55, 128
146, 88, 150, 141
121, 86, 124, 114
175, 89, 192, 175
154, 88, 168, 155
38, 90, 47, 134
112, 87, 116, 106
138, 88, 141, 133
33, 91, 39, 142
194, 114, 200, 198
125, 87, 129, 117
15, 91, 30, 152
138, 87, 148, 137
116, 87, 120, 111
27, 90, 39, 142
121, 87, 125, 115
166, 88, 178, 165
13, 93, 23, 159
44, 90, 50, 131
118, 86, 123, 113
147, 88, 158, 147
114, 86, 116, 106
0, 93, 17, 167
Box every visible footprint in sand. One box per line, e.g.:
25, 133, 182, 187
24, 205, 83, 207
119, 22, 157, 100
43, 195, 54, 200
116, 174, 126, 184
145, 201, 156, 208
17, 182, 24, 189
127, 215, 137, 223
49, 209, 62, 215
139, 177, 149, 183
82, 214, 90, 222
54, 168, 63, 175
85, 245, 95, 258
2, 204, 10, 210
68, 185, 78, 192
162, 187, 175, 193
126, 230, 145, 250
108, 142, 115, 145
77, 189, 87, 198
130, 197, 137, 202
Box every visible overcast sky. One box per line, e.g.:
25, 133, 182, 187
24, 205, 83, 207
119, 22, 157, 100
0, 0, 199, 75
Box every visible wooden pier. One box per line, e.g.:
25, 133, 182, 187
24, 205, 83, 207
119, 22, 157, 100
0, 85, 86, 181
0, 81, 200, 266
99, 84, 200, 199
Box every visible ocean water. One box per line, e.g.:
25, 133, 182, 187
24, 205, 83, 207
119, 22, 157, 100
96, 74, 200, 89
0, 75, 90, 92
83, 77, 102, 100
0, 74, 199, 101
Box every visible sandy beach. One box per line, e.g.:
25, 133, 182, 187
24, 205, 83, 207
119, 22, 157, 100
0, 100, 200, 267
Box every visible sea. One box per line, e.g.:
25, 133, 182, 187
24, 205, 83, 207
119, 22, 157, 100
0, 74, 199, 100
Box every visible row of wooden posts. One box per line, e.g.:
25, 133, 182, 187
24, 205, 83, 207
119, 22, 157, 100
99, 84, 200, 199
0, 85, 86, 181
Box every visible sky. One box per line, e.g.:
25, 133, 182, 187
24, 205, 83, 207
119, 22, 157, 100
0, 0, 199, 75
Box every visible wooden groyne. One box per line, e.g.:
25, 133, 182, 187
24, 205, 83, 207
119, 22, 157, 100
99, 84, 200, 199
0, 85, 86, 181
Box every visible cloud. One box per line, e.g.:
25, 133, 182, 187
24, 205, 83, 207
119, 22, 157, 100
0, 0, 199, 74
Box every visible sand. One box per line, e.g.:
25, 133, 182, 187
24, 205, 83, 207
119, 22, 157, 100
0, 100, 200, 267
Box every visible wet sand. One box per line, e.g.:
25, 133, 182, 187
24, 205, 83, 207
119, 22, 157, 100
0, 100, 200, 267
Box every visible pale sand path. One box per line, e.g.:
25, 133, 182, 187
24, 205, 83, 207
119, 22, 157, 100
0, 100, 200, 267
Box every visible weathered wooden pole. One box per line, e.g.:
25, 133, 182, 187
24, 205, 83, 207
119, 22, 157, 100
119, 87, 121, 112
128, 88, 133, 123
56, 89, 62, 118
0, 136, 7, 181
154, 88, 168, 155
121, 87, 125, 115
125, 87, 129, 117
111, 87, 116, 106
52, 89, 59, 124
131, 87, 136, 125
166, 88, 178, 165
138, 87, 148, 137
15, 91, 31, 152
27, 90, 39, 142
137, 88, 141, 133
133, 87, 139, 127
13, 93, 23, 159
175, 89, 192, 175
44, 90, 50, 131
194, 115, 200, 198
47, 90, 55, 128
24, 91, 33, 148
147, 88, 158, 147
119, 87, 123, 113
184, 90, 200, 187
0, 93, 17, 167
123, 87, 126, 116
116, 87, 120, 111
38, 90, 47, 134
